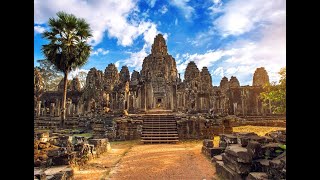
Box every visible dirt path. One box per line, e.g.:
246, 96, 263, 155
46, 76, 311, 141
74, 140, 217, 180
73, 140, 137, 180
109, 141, 217, 180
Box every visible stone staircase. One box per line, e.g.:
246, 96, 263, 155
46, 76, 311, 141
141, 114, 179, 143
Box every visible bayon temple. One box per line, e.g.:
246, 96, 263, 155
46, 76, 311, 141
34, 34, 273, 117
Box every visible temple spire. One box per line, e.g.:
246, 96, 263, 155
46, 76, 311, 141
151, 34, 168, 55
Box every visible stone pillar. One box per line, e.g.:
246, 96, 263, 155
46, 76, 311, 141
66, 103, 71, 117
72, 103, 76, 117
36, 101, 41, 117
144, 84, 147, 111
256, 97, 259, 115
50, 103, 55, 117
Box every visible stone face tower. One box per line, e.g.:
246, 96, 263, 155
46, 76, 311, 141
140, 34, 178, 110
229, 76, 240, 88
104, 63, 119, 92
253, 67, 269, 86
119, 66, 130, 83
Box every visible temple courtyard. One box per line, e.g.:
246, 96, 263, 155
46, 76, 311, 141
71, 126, 285, 180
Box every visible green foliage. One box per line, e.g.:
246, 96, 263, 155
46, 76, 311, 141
35, 59, 63, 91
260, 67, 286, 114
279, 144, 286, 150
41, 11, 92, 74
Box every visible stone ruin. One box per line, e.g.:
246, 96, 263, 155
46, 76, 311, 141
34, 130, 110, 179
35, 33, 279, 120
202, 130, 286, 179
34, 33, 285, 178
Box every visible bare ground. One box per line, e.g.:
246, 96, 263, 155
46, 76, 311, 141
74, 140, 217, 180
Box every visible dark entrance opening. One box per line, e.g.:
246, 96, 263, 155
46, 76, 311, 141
157, 98, 162, 103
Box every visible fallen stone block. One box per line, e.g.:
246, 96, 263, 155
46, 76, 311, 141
222, 153, 251, 175
212, 154, 222, 163
45, 165, 73, 180
246, 141, 263, 160
267, 159, 286, 179
219, 141, 227, 148
203, 139, 214, 148
246, 172, 268, 180
237, 136, 250, 147
47, 147, 64, 157
225, 144, 253, 163
265, 130, 286, 144
51, 153, 76, 166
220, 134, 238, 144
251, 159, 270, 172
248, 135, 267, 144
262, 143, 284, 159
208, 147, 224, 157
215, 160, 243, 180
261, 136, 273, 143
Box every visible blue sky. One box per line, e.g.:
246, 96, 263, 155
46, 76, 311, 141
34, 0, 286, 86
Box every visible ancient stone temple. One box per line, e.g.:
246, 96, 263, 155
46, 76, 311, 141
139, 34, 178, 110
253, 67, 270, 86
36, 34, 276, 118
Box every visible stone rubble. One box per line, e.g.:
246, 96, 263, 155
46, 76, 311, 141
34, 130, 111, 180
201, 129, 286, 179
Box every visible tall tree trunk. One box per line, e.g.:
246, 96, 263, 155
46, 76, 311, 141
61, 71, 68, 128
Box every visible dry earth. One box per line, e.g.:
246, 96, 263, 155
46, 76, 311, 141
74, 140, 217, 180
73, 126, 285, 180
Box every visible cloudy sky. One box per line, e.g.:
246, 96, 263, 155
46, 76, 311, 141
34, 0, 286, 86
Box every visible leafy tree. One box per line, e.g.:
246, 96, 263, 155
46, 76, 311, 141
35, 59, 63, 91
41, 11, 92, 127
260, 67, 286, 114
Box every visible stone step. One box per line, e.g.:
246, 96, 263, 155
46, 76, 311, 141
142, 134, 178, 136
141, 137, 179, 139
142, 124, 176, 128
141, 139, 179, 142
142, 131, 178, 134
143, 126, 177, 129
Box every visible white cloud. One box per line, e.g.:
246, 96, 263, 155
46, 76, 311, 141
146, 0, 157, 8
213, 0, 221, 4
34, 0, 161, 47
115, 44, 148, 71
177, 0, 285, 85
176, 23, 285, 85
176, 49, 233, 75
34, 25, 46, 34
160, 5, 168, 14
175, 18, 178, 26
114, 61, 120, 69
171, 0, 195, 19
91, 48, 109, 56
213, 67, 224, 77
213, 0, 286, 36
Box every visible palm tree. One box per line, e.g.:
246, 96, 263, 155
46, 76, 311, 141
41, 11, 92, 127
